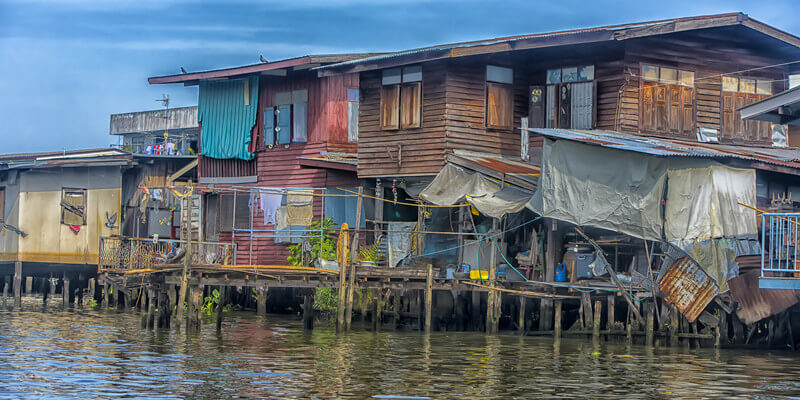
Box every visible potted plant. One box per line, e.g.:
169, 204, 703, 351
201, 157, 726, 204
358, 239, 382, 267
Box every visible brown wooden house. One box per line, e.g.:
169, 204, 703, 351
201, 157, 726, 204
149, 54, 376, 264
318, 13, 800, 179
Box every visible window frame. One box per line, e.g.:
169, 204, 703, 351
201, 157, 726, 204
60, 188, 87, 226
263, 89, 309, 146
380, 66, 423, 131
545, 65, 596, 129
638, 63, 696, 136
486, 65, 514, 130
347, 88, 359, 142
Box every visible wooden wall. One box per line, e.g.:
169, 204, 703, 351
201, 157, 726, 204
357, 62, 448, 177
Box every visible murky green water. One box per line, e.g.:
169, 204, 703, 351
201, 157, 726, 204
2, 299, 800, 399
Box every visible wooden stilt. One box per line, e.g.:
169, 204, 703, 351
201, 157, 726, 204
425, 263, 433, 334
554, 299, 562, 339
518, 296, 526, 335
147, 288, 157, 329
581, 292, 593, 330
175, 194, 193, 328
607, 295, 615, 331
371, 289, 380, 331
257, 287, 268, 316
670, 306, 680, 347
303, 292, 314, 330
344, 187, 364, 332
471, 291, 481, 331
646, 303, 655, 346
486, 220, 500, 334
593, 300, 602, 339
62, 278, 70, 308
13, 261, 22, 308
167, 285, 177, 321
392, 290, 402, 329
88, 278, 95, 306
2, 279, 7, 307
336, 229, 349, 331
626, 308, 633, 343
25, 276, 33, 295
217, 286, 227, 331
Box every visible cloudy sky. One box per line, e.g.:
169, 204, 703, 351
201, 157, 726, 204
0, 0, 798, 153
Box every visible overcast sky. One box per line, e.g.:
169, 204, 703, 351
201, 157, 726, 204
0, 0, 798, 153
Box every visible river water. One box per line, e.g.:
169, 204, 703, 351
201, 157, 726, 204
1, 299, 800, 399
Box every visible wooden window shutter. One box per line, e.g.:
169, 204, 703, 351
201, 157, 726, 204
380, 85, 400, 130
654, 86, 667, 131
681, 86, 694, 136
734, 94, 745, 139
641, 82, 655, 131
264, 107, 275, 145
487, 82, 513, 129
400, 82, 421, 129
528, 85, 545, 128
722, 94, 734, 138
668, 85, 681, 134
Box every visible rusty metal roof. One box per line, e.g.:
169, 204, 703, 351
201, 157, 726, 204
318, 13, 800, 74
530, 128, 800, 171
729, 268, 800, 324
447, 152, 540, 191
659, 257, 719, 323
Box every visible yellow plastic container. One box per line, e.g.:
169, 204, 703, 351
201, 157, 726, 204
470, 270, 489, 280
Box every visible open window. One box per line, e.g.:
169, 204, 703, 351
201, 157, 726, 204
544, 65, 595, 129
264, 90, 308, 146
218, 192, 251, 232
639, 64, 695, 136
61, 189, 86, 226
380, 66, 422, 130
486, 65, 514, 130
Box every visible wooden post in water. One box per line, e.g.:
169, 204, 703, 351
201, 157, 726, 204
176, 192, 193, 328
62, 277, 70, 308
303, 293, 314, 330
593, 300, 602, 339
25, 276, 33, 295
518, 296, 526, 335
336, 226, 349, 331
540, 220, 559, 332
486, 220, 500, 334
425, 263, 433, 334
257, 287, 268, 316
13, 261, 22, 308
626, 308, 633, 343
607, 295, 615, 331
147, 288, 157, 329
645, 303, 655, 346
471, 291, 481, 331
217, 286, 227, 331
670, 306, 679, 347
554, 299, 562, 339
2, 278, 8, 307
103, 281, 109, 308
88, 278, 95, 306
345, 187, 363, 331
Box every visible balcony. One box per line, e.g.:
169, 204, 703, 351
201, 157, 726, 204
760, 213, 800, 289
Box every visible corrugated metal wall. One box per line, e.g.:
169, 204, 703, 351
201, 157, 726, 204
198, 78, 259, 160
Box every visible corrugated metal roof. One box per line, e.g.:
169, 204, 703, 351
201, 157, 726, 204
317, 13, 800, 73
729, 268, 800, 324
530, 128, 800, 171
447, 152, 539, 190
659, 257, 719, 323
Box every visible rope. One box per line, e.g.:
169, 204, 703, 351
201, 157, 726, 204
337, 187, 472, 208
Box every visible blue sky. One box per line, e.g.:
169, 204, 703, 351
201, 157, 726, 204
0, 0, 798, 153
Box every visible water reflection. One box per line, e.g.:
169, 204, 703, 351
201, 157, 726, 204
1, 298, 800, 398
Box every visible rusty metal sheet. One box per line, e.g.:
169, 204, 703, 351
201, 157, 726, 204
729, 270, 800, 324
659, 257, 719, 323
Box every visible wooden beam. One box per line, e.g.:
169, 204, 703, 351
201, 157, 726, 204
167, 158, 198, 184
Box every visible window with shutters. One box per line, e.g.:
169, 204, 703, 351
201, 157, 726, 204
721, 76, 773, 141
639, 64, 695, 137
347, 88, 359, 142
544, 65, 595, 129
264, 90, 308, 146
61, 189, 86, 226
380, 66, 422, 130
218, 192, 250, 232
486, 65, 513, 130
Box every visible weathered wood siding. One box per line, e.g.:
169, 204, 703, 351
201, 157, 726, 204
357, 62, 448, 177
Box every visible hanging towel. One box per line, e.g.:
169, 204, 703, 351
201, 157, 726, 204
286, 189, 314, 226
259, 191, 282, 225
274, 206, 291, 243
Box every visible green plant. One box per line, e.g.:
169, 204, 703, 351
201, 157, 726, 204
358, 239, 382, 263
313, 287, 338, 315
201, 289, 220, 315
287, 218, 336, 266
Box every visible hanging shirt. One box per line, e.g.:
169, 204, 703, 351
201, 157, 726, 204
259, 191, 283, 225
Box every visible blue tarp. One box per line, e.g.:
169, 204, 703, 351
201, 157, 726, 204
198, 77, 259, 160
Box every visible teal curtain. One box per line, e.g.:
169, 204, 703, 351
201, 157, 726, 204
198, 77, 259, 160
